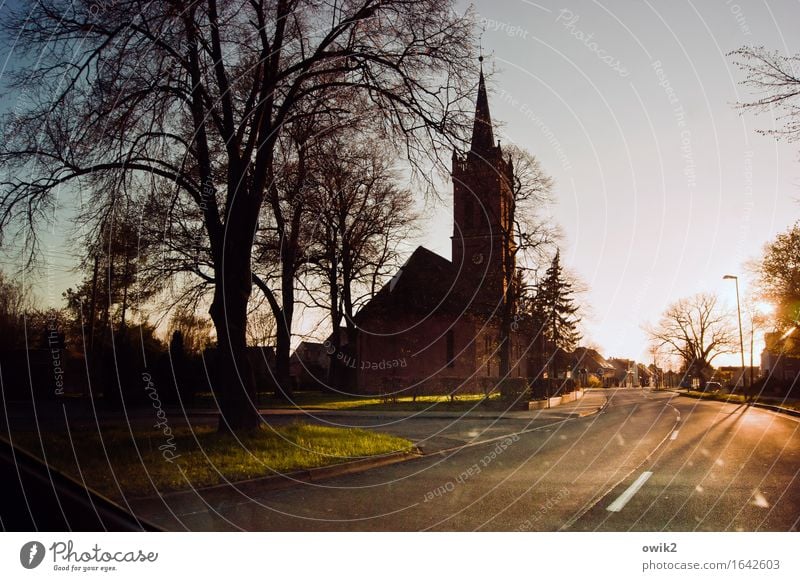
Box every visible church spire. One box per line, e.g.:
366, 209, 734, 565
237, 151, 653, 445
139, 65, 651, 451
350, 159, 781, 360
470, 57, 495, 155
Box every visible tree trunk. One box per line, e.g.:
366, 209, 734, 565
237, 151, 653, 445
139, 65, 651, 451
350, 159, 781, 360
499, 286, 512, 378
273, 258, 295, 399
209, 249, 260, 433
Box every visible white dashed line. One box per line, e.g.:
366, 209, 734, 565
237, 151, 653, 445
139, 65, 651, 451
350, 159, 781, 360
670, 430, 679, 440
607, 471, 653, 512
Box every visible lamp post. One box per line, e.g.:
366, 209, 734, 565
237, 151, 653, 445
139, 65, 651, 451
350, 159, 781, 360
723, 274, 746, 392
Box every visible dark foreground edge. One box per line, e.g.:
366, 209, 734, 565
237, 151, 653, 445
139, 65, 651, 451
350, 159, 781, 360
0, 435, 160, 531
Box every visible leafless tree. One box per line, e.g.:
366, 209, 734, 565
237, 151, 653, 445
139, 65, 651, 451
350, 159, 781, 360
0, 270, 29, 350
167, 310, 213, 355
647, 293, 737, 386
498, 145, 558, 377
0, 0, 479, 430
302, 133, 417, 389
730, 47, 800, 141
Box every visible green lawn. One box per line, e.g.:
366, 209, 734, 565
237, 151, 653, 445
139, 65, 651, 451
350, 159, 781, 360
194, 390, 501, 412
13, 422, 413, 499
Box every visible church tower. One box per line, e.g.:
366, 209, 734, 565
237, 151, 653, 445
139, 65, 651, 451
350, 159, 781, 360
451, 63, 516, 311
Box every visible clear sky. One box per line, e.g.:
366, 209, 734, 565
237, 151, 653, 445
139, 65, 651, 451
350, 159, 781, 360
415, 0, 800, 367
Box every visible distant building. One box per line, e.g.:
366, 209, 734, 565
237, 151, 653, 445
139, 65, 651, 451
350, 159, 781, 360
608, 358, 639, 387
761, 331, 800, 384
568, 347, 616, 386
714, 366, 759, 388
636, 364, 652, 387
290, 341, 330, 390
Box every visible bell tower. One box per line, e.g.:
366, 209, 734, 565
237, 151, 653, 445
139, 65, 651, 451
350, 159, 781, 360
451, 60, 515, 311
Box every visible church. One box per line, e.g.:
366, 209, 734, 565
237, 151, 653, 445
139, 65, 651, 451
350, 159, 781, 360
349, 66, 533, 397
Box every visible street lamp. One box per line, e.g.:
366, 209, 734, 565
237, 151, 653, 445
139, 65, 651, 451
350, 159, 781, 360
723, 274, 746, 392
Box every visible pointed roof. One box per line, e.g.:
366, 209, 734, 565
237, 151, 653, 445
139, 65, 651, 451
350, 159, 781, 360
354, 246, 468, 329
470, 63, 495, 154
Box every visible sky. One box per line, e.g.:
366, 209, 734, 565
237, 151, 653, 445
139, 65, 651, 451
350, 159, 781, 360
412, 0, 800, 367
3, 1, 800, 368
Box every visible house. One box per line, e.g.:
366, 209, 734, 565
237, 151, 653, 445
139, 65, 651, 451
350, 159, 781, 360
568, 347, 616, 386
289, 341, 330, 390
636, 363, 652, 387
349, 66, 532, 396
608, 358, 639, 387
760, 331, 800, 395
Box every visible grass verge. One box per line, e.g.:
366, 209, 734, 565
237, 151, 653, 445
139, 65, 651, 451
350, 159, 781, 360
680, 390, 800, 411
13, 422, 413, 499
195, 391, 501, 412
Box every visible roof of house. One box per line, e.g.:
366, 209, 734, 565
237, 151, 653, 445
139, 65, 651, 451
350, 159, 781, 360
292, 341, 326, 361
354, 246, 472, 331
571, 347, 614, 371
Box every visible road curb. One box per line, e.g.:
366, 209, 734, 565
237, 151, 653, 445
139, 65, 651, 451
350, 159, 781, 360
667, 389, 800, 418
179, 393, 603, 422
131, 448, 423, 504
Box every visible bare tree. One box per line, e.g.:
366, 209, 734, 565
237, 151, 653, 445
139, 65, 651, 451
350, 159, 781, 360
302, 133, 417, 389
0, 270, 29, 350
498, 145, 558, 377
647, 293, 737, 386
168, 310, 213, 355
246, 301, 276, 348
730, 47, 800, 141
0, 1, 479, 431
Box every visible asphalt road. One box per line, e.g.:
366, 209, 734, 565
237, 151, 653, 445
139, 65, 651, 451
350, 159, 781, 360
131, 389, 800, 531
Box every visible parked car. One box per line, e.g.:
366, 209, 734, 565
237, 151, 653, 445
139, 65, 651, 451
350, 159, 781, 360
704, 381, 723, 393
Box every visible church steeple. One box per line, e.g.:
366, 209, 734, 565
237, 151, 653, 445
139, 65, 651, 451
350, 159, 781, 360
470, 58, 494, 155
451, 57, 515, 310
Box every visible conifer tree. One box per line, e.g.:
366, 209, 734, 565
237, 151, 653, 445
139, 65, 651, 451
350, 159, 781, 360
534, 250, 581, 352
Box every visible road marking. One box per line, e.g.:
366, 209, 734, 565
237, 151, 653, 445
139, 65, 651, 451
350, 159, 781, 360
607, 471, 653, 512
751, 490, 770, 509
670, 430, 679, 440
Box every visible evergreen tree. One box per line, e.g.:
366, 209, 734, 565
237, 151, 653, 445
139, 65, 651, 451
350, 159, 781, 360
534, 251, 582, 352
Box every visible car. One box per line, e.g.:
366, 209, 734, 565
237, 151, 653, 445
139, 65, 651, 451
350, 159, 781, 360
704, 381, 723, 393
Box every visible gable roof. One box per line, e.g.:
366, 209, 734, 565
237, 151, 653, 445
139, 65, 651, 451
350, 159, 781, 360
354, 246, 470, 330
572, 347, 614, 372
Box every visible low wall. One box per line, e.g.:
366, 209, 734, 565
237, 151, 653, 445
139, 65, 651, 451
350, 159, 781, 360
529, 388, 584, 411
